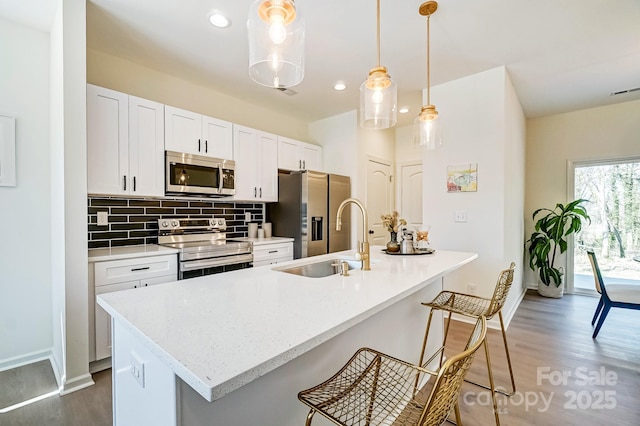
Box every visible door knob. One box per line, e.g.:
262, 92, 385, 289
368, 230, 374, 234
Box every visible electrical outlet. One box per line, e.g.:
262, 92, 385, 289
244, 212, 252, 222
97, 211, 108, 226
454, 210, 468, 223
467, 283, 477, 295
130, 352, 145, 388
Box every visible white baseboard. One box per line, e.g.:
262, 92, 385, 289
0, 349, 52, 372
60, 373, 95, 396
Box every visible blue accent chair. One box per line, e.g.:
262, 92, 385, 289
586, 249, 640, 338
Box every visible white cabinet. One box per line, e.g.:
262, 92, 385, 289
233, 124, 278, 202
87, 84, 165, 197
165, 105, 233, 159
277, 137, 323, 171
252, 241, 294, 267
91, 254, 177, 362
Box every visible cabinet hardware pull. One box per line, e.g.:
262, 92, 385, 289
198, 139, 201, 151
133, 176, 136, 192
123, 175, 127, 191
205, 140, 208, 153
268, 250, 278, 253
254, 187, 257, 197
303, 160, 306, 169
131, 266, 150, 272
259, 187, 262, 198
299, 159, 301, 169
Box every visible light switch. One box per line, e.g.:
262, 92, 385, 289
97, 211, 108, 226
454, 210, 468, 223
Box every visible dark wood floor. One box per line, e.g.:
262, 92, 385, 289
1, 291, 638, 425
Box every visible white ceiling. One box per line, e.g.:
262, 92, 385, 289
4, 0, 640, 127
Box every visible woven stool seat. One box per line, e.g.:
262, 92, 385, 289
298, 317, 487, 426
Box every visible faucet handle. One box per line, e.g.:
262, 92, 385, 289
354, 252, 362, 261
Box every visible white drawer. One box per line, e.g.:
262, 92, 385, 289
252, 242, 293, 262
94, 254, 177, 287
253, 256, 293, 268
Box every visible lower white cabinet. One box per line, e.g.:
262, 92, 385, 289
90, 254, 177, 363
253, 241, 293, 267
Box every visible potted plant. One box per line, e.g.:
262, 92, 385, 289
526, 199, 590, 298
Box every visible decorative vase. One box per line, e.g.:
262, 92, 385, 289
386, 231, 400, 253
537, 267, 564, 298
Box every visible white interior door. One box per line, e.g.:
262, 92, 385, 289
366, 158, 393, 246
400, 162, 423, 230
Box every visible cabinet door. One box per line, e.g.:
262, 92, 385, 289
300, 143, 323, 171
258, 131, 278, 202
87, 84, 129, 195
277, 136, 301, 171
233, 125, 259, 200
202, 116, 233, 160
95, 280, 140, 360
129, 96, 165, 197
164, 105, 202, 155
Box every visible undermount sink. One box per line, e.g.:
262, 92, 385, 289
274, 257, 362, 278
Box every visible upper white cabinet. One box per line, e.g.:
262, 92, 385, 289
165, 105, 233, 160
233, 125, 278, 202
277, 137, 323, 171
87, 84, 165, 197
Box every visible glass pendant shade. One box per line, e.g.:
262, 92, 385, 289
359, 68, 397, 130
413, 105, 442, 149
248, 0, 305, 88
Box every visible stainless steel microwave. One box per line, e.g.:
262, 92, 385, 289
165, 151, 235, 197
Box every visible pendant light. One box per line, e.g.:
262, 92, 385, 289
360, 0, 397, 129
248, 0, 305, 88
414, 1, 442, 149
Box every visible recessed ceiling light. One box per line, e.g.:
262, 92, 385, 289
334, 82, 347, 91
399, 107, 410, 114
209, 12, 231, 28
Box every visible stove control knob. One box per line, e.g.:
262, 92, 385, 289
171, 220, 179, 227
161, 221, 169, 228
210, 219, 216, 226
218, 219, 225, 226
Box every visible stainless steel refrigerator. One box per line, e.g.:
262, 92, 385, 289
268, 170, 351, 259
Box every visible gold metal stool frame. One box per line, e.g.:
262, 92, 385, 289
298, 316, 488, 426
417, 262, 516, 426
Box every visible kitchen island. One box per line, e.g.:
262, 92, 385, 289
97, 247, 477, 425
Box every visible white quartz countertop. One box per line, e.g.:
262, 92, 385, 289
88, 244, 179, 262
229, 236, 294, 246
97, 247, 477, 402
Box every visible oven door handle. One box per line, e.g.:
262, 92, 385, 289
180, 253, 254, 272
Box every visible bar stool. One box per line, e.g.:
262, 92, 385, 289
298, 316, 487, 426
417, 262, 516, 426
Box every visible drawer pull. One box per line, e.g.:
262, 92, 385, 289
268, 250, 278, 253
131, 266, 151, 272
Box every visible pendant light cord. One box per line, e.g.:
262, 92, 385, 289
376, 0, 381, 67
426, 13, 431, 105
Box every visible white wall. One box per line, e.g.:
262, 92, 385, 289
423, 66, 526, 322
88, 49, 309, 141
0, 17, 53, 369
525, 98, 640, 287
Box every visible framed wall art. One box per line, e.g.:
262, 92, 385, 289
447, 163, 477, 193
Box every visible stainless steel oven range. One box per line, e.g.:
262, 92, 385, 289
157, 217, 252, 280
